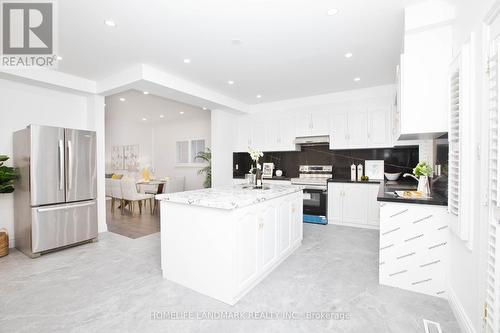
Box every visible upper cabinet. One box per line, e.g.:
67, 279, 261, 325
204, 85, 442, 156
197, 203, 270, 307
397, 1, 454, 139
329, 105, 392, 150
295, 108, 331, 137
234, 88, 396, 153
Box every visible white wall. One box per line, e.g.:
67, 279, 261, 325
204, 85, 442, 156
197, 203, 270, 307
105, 93, 212, 190
0, 79, 107, 247
153, 113, 211, 190
211, 109, 238, 187
447, 1, 496, 332
105, 115, 154, 174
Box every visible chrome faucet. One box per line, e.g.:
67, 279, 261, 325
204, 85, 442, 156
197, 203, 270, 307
403, 173, 419, 182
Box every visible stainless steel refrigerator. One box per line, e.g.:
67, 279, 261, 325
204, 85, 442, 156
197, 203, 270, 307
13, 124, 98, 258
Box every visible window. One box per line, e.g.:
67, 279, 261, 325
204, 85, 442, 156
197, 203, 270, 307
176, 141, 189, 164
175, 139, 207, 166
191, 139, 206, 163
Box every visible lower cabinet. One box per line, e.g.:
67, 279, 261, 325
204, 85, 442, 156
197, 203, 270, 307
327, 182, 380, 229
236, 192, 303, 292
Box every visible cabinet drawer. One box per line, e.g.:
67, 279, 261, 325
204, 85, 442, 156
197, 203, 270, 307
32, 200, 97, 253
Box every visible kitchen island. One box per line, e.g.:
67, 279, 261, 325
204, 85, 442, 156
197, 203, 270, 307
377, 181, 448, 298
156, 184, 304, 305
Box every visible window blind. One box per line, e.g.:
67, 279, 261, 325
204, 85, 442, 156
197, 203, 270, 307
486, 42, 500, 333
449, 68, 460, 216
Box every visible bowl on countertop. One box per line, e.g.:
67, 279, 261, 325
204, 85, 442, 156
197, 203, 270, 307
384, 172, 402, 181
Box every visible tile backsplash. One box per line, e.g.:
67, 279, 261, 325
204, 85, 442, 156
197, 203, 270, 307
233, 145, 421, 179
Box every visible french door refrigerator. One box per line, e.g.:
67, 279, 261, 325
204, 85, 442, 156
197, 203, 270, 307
13, 124, 97, 258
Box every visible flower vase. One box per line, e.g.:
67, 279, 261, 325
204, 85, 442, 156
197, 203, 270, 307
417, 176, 430, 197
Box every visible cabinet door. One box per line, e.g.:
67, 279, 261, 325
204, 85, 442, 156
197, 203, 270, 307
260, 205, 278, 271
236, 117, 252, 152
327, 183, 343, 222
367, 185, 380, 226
296, 112, 312, 137
310, 110, 330, 136
236, 211, 259, 288
347, 111, 368, 148
277, 117, 296, 151
290, 195, 302, 244
368, 108, 390, 147
342, 184, 368, 224
330, 111, 349, 149
278, 199, 291, 255
251, 120, 266, 151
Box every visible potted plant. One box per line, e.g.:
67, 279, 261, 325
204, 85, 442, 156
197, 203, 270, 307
196, 148, 211, 188
0, 155, 16, 193
0, 155, 16, 257
413, 161, 433, 196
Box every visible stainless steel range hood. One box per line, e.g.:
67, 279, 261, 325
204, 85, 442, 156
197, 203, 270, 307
294, 135, 330, 146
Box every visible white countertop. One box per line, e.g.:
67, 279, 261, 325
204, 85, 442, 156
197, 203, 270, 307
156, 184, 304, 210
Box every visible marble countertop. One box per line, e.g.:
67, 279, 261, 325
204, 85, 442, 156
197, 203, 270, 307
156, 184, 304, 210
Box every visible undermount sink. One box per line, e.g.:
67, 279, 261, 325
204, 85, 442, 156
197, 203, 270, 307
241, 184, 272, 190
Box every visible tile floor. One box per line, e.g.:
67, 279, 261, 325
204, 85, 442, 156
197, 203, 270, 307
0, 224, 460, 333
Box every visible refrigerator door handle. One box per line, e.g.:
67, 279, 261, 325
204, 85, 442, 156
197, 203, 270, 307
67, 140, 73, 190
37, 201, 96, 212
58, 139, 64, 190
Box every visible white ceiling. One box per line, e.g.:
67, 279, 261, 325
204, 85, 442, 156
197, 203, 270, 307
105, 90, 210, 124
57, 0, 415, 103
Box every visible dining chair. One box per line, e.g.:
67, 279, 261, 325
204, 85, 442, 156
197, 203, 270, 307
121, 179, 155, 214
152, 183, 164, 215
110, 179, 123, 213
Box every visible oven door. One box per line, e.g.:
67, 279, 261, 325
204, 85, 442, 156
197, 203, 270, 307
302, 188, 327, 217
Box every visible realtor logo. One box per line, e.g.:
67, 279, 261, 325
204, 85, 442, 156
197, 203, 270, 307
1, 0, 57, 67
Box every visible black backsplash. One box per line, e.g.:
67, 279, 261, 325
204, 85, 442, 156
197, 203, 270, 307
233, 145, 421, 179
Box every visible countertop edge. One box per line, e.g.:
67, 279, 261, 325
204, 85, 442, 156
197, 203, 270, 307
155, 185, 304, 210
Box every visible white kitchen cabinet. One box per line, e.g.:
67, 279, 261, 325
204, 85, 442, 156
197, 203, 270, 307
327, 182, 380, 229
367, 184, 381, 225
266, 116, 296, 151
342, 184, 368, 224
368, 108, 391, 147
278, 200, 291, 255
397, 3, 453, 139
235, 116, 252, 152
260, 204, 278, 271
347, 110, 368, 148
310, 110, 331, 136
295, 109, 330, 137
160, 189, 303, 305
237, 211, 260, 289
329, 108, 392, 150
330, 111, 349, 149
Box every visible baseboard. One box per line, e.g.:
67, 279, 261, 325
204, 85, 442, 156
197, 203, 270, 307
447, 285, 476, 333
328, 220, 379, 230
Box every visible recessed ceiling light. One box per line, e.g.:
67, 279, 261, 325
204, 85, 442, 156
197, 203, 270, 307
142, 117, 147, 121
183, 58, 191, 64
179, 111, 185, 115
353, 77, 361, 82
56, 56, 63, 61
159, 114, 164, 118
228, 80, 235, 85
143, 91, 149, 95
202, 107, 208, 110
256, 94, 262, 99
327, 8, 339, 16
119, 97, 126, 102
104, 20, 116, 27
345, 52, 353, 58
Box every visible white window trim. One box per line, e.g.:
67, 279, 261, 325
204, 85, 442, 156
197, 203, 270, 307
175, 138, 208, 168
